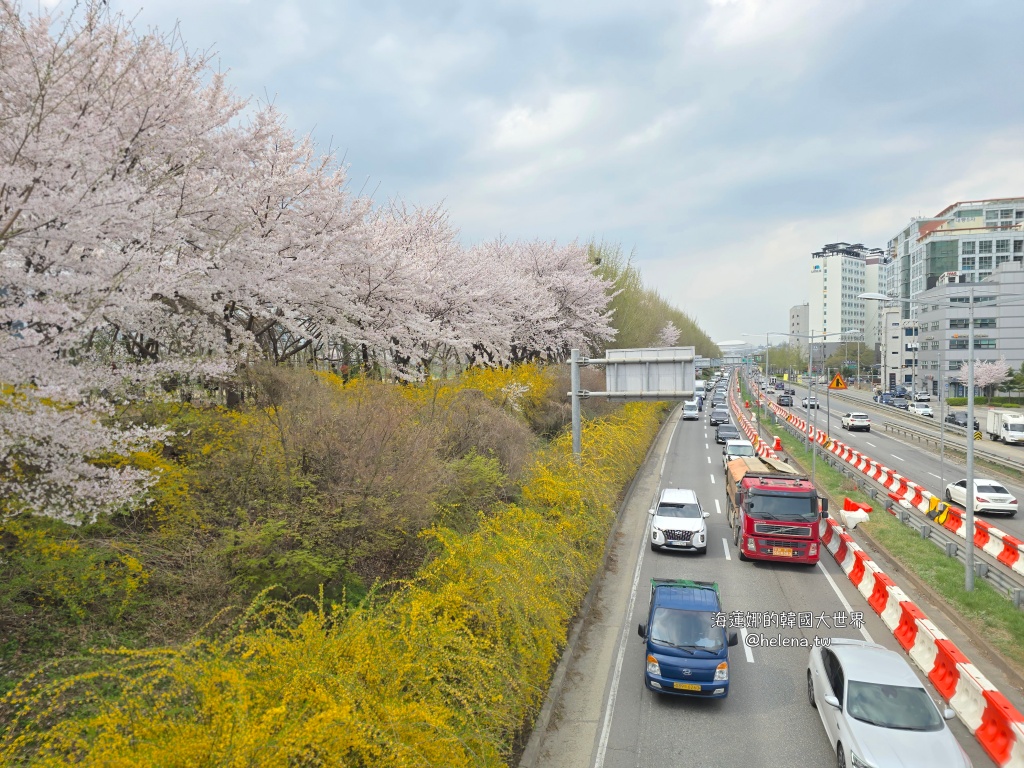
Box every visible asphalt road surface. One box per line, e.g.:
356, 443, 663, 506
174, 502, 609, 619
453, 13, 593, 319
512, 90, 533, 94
537, 406, 991, 768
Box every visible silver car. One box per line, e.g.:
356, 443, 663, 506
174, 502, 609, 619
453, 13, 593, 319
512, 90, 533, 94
807, 639, 970, 768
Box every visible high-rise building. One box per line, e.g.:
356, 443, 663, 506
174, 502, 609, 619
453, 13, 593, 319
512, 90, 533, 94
808, 242, 885, 357
887, 197, 1024, 323
789, 303, 808, 356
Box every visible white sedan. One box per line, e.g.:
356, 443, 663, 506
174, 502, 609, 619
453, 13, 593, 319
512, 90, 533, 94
807, 639, 970, 768
908, 403, 933, 418
944, 479, 1018, 516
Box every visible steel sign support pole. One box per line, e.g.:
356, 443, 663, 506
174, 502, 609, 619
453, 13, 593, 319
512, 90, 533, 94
571, 348, 582, 459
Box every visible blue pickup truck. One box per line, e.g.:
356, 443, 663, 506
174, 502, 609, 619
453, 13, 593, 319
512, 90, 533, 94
637, 579, 739, 698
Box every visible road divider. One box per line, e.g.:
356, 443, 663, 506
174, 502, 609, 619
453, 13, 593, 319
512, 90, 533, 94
748, 380, 1024, 596
819, 514, 1024, 767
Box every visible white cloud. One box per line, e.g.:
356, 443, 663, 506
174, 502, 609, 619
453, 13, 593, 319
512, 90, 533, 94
488, 90, 599, 152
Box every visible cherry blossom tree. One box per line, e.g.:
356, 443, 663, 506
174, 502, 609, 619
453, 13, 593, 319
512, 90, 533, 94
959, 356, 1012, 396
657, 322, 681, 347
0, 1, 621, 523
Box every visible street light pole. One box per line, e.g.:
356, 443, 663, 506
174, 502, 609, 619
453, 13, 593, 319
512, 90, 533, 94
966, 284, 976, 591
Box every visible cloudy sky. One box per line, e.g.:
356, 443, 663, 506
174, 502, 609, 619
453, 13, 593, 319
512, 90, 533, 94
89, 0, 1024, 341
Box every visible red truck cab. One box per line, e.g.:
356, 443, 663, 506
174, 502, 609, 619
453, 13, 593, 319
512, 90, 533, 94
726, 457, 829, 565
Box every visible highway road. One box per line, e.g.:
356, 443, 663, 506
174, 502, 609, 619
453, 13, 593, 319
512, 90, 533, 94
776, 384, 1024, 541
578, 406, 991, 768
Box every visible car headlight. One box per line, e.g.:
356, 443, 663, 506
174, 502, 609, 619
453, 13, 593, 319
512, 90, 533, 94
714, 661, 728, 681
646, 655, 661, 676
850, 753, 876, 768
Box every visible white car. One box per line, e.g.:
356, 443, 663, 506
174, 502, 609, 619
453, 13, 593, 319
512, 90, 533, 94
908, 402, 933, 418
841, 413, 871, 432
807, 639, 970, 768
802, 397, 820, 409
649, 488, 709, 554
722, 439, 756, 469
682, 400, 700, 420
944, 479, 1018, 516
913, 391, 931, 401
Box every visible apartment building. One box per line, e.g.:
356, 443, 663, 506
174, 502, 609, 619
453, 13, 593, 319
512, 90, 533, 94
808, 242, 885, 358
789, 303, 808, 356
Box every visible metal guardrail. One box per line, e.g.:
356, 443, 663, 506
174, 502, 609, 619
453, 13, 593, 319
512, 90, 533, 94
881, 421, 1024, 474
749, 383, 1024, 609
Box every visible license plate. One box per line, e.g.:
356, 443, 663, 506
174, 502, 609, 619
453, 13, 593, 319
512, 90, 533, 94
673, 682, 701, 691
772, 547, 793, 557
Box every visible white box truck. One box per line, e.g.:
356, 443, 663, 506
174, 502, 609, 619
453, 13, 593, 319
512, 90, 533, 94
985, 410, 1024, 444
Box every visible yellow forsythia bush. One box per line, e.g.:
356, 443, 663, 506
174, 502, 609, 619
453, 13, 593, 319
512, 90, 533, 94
0, 402, 662, 767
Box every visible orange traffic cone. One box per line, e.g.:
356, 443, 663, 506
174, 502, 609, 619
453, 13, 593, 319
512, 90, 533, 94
773, 435, 782, 451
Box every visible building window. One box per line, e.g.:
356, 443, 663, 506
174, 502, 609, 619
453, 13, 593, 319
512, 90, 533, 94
1001, 209, 1014, 219
986, 210, 999, 221
949, 318, 969, 329
975, 318, 996, 328
978, 241, 993, 253
980, 272, 992, 280
979, 255, 993, 269
975, 339, 997, 349
962, 241, 976, 254
949, 339, 968, 350
949, 360, 961, 371
962, 256, 976, 269
996, 239, 1010, 253
997, 254, 1010, 266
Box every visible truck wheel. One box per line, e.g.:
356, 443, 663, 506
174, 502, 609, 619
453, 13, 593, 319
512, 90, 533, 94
738, 548, 748, 562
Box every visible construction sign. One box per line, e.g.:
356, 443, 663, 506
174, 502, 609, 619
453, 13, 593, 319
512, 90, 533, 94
828, 372, 847, 390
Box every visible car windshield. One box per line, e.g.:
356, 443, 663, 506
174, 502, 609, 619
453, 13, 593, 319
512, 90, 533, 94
977, 484, 1008, 495
649, 607, 724, 652
749, 492, 817, 522
1009, 424, 1024, 433
846, 681, 943, 731
729, 445, 756, 457
657, 502, 702, 519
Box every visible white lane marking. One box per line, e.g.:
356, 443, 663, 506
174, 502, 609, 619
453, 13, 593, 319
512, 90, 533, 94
707, 456, 711, 464
715, 499, 722, 515
865, 441, 876, 448
739, 627, 755, 663
595, 514, 648, 768
705, 443, 709, 450
816, 561, 873, 642
891, 454, 904, 462
710, 474, 715, 485
929, 472, 940, 479
722, 538, 731, 560
595, 408, 680, 768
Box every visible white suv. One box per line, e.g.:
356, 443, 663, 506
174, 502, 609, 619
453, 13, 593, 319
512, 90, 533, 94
649, 488, 709, 555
